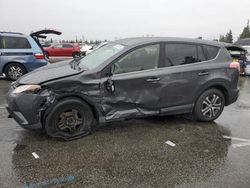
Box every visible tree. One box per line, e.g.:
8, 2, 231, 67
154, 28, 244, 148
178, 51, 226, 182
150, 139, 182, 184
219, 35, 226, 43
239, 20, 250, 39
219, 30, 233, 43
225, 29, 233, 43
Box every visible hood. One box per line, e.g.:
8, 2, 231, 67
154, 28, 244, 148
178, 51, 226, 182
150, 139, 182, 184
18, 60, 85, 85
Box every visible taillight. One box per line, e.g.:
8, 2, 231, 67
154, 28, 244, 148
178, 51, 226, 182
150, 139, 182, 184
229, 61, 240, 71
33, 53, 44, 59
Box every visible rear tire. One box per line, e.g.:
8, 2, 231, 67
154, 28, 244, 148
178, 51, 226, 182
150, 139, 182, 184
4, 63, 27, 81
193, 89, 225, 122
44, 98, 94, 140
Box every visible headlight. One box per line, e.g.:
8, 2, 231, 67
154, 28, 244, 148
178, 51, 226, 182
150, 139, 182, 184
12, 85, 41, 95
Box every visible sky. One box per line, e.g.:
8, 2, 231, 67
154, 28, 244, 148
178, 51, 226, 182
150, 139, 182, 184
0, 0, 249, 42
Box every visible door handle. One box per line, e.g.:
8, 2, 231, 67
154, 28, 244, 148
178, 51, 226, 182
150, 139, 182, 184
146, 77, 160, 82
198, 72, 209, 76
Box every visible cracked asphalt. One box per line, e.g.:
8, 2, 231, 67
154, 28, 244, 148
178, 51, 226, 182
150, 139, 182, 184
0, 76, 250, 188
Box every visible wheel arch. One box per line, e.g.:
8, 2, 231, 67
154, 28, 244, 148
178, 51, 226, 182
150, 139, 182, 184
43, 93, 104, 126
44, 50, 49, 56
194, 80, 230, 106
2, 61, 27, 73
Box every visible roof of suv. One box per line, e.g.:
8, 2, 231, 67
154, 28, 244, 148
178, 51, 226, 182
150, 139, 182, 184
115, 37, 225, 47
0, 31, 25, 37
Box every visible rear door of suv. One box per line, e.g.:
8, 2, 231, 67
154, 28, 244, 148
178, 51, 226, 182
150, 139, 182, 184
156, 42, 216, 113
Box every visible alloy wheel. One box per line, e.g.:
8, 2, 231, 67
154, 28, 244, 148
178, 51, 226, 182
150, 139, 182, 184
201, 94, 222, 118
8, 66, 24, 80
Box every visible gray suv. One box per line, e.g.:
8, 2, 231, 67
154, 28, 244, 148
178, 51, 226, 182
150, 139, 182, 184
6, 37, 239, 140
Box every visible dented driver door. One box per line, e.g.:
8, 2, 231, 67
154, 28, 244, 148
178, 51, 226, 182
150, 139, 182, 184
100, 44, 162, 121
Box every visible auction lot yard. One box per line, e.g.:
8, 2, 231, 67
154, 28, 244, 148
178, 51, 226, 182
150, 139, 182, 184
1, 75, 250, 187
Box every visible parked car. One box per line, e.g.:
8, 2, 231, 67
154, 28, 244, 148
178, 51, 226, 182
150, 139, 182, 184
43, 43, 81, 58
80, 44, 92, 56
6, 37, 239, 140
0, 29, 61, 80
234, 38, 250, 76
40, 41, 52, 48
226, 45, 248, 75
85, 42, 107, 55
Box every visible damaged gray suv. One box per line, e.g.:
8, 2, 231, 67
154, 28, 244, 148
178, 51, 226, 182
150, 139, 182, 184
6, 37, 240, 140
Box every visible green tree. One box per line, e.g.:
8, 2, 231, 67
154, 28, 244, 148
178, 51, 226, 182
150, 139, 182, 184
225, 29, 233, 43
239, 20, 250, 39
219, 30, 233, 43
219, 35, 226, 42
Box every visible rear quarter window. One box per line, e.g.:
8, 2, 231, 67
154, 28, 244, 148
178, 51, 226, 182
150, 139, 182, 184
203, 45, 220, 60
2, 36, 31, 49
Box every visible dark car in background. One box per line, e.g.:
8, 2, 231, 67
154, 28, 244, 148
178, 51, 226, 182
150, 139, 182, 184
43, 43, 81, 58
234, 38, 250, 76
0, 29, 61, 80
6, 37, 239, 140
226, 45, 248, 75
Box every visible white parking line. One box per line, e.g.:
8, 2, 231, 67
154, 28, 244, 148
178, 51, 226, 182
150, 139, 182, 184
223, 136, 250, 148
32, 152, 39, 159
0, 106, 6, 109
165, 140, 176, 147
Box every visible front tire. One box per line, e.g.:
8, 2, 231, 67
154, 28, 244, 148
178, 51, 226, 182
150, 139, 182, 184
44, 98, 94, 140
193, 89, 225, 122
4, 63, 27, 81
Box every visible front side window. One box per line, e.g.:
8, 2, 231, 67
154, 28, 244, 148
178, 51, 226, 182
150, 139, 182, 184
165, 43, 205, 66
112, 44, 160, 74
2, 36, 31, 49
54, 44, 63, 48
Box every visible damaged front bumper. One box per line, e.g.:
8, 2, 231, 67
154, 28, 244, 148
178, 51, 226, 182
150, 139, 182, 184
6, 85, 55, 130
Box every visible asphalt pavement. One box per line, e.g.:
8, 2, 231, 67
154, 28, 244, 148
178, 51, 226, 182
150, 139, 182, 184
0, 76, 250, 188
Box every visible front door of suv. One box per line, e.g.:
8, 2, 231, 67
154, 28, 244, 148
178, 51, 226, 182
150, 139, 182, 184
101, 44, 163, 121
157, 42, 209, 112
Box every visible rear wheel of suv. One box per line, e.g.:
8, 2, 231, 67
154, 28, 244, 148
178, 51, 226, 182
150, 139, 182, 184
44, 98, 94, 140
193, 89, 225, 122
4, 63, 27, 81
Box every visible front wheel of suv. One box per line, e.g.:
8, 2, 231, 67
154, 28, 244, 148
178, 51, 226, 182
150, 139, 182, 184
44, 98, 94, 140
193, 89, 225, 122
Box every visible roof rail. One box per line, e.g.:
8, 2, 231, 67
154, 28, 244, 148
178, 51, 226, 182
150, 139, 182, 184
0, 31, 24, 35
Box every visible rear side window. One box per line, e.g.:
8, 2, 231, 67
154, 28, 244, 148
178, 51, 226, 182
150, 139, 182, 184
2, 36, 31, 49
164, 43, 206, 66
63, 44, 73, 48
203, 45, 220, 60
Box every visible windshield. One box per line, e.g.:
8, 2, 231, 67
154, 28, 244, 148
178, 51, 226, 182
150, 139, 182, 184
78, 43, 125, 70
